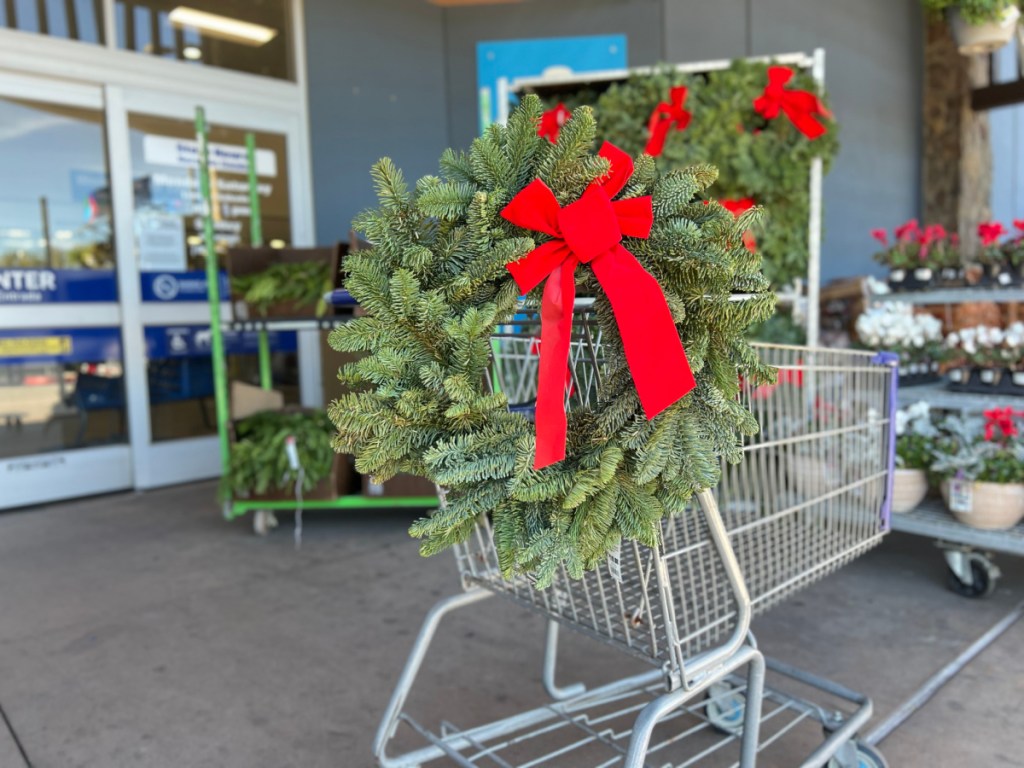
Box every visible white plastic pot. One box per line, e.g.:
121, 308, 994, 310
892, 469, 928, 513
950, 5, 1020, 55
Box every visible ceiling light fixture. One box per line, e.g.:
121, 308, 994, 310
428, 0, 523, 6
168, 7, 277, 46
182, 45, 202, 60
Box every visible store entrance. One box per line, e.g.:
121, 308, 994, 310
0, 76, 315, 508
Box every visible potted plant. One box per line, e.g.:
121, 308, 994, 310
1003, 321, 1024, 391
999, 219, 1024, 284
923, 0, 1022, 55
893, 401, 937, 513
927, 225, 965, 286
872, 220, 937, 291
855, 302, 944, 384
932, 409, 1024, 529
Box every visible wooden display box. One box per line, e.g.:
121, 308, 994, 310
226, 243, 347, 321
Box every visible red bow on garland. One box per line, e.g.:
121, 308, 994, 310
538, 102, 571, 143
753, 66, 830, 140
645, 86, 691, 157
501, 142, 696, 469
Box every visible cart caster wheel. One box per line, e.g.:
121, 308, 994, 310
705, 681, 745, 735
253, 510, 279, 536
827, 741, 888, 768
946, 552, 999, 598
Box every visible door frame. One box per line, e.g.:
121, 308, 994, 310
109, 88, 318, 490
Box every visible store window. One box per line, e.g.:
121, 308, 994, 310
144, 326, 298, 442
0, 97, 114, 277
0, 0, 105, 43
115, 1, 293, 80
127, 112, 291, 278
0, 328, 126, 459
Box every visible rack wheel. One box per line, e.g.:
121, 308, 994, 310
827, 741, 888, 768
705, 681, 745, 735
945, 551, 999, 598
253, 510, 279, 536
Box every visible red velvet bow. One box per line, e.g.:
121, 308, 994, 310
538, 103, 571, 143
753, 66, 830, 140
645, 86, 691, 157
501, 142, 696, 469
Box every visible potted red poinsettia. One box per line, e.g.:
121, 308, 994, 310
973, 221, 1019, 286
873, 220, 957, 290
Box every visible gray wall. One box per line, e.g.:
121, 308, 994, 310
304, 0, 449, 246
305, 0, 923, 281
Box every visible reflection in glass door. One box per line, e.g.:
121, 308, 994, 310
0, 86, 132, 509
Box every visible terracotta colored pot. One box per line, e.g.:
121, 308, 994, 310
950, 6, 1020, 55
892, 469, 928, 513
941, 480, 1024, 530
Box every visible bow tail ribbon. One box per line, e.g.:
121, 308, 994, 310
533, 257, 578, 468
591, 246, 695, 418
781, 93, 828, 140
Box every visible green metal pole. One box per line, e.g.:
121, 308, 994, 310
246, 132, 273, 391
196, 106, 231, 475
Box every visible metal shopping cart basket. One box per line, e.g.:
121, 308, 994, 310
374, 303, 898, 768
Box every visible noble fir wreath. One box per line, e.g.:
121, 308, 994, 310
541, 59, 839, 286
328, 95, 776, 586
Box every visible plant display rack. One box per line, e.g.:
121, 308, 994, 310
874, 287, 1024, 596
501, 49, 827, 348
192, 107, 436, 529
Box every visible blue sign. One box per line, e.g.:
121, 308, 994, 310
144, 325, 297, 359
0, 269, 118, 304
140, 271, 231, 302
0, 327, 122, 365
476, 35, 627, 132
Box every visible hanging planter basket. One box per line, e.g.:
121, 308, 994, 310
950, 6, 1020, 55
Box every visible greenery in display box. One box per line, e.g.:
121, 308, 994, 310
541, 60, 839, 286
230, 260, 332, 318
328, 96, 775, 585
220, 409, 336, 500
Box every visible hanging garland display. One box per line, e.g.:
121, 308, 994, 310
328, 96, 775, 585
540, 59, 839, 286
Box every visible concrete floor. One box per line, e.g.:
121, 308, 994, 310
0, 482, 1022, 768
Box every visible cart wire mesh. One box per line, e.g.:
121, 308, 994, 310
452, 307, 895, 688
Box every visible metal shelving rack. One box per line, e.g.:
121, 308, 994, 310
193, 107, 436, 526
871, 286, 1024, 595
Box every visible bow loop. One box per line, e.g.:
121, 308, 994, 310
501, 178, 561, 236
645, 85, 691, 157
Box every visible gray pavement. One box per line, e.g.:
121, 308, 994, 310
0, 481, 1022, 767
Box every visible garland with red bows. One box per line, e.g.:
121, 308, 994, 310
540, 59, 838, 286
329, 96, 775, 584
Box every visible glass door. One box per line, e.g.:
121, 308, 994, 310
112, 89, 317, 490
0, 75, 132, 509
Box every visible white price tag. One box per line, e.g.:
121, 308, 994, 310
607, 541, 622, 583
949, 479, 973, 514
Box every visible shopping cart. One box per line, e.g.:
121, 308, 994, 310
374, 303, 897, 768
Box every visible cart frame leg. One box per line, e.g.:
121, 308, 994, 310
373, 588, 493, 767
623, 644, 766, 768
541, 620, 586, 701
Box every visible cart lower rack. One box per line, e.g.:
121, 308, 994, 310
375, 330, 897, 768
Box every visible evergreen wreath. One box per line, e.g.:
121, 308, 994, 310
541, 59, 839, 286
328, 95, 776, 585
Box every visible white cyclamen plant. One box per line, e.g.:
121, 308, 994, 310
856, 303, 943, 363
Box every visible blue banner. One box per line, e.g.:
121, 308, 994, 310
144, 325, 297, 359
140, 271, 231, 302
0, 269, 118, 304
476, 35, 627, 132
0, 327, 122, 365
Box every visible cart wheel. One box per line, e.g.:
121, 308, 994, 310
827, 741, 888, 768
946, 553, 999, 598
705, 681, 745, 735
